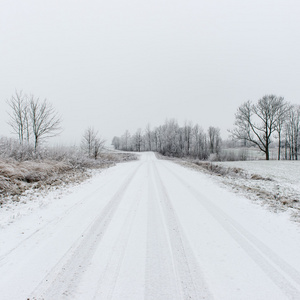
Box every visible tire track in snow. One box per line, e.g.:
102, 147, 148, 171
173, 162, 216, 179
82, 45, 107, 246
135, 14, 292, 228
92, 172, 143, 300
0, 165, 134, 264
29, 162, 143, 300
152, 162, 213, 300
145, 164, 181, 300
160, 161, 300, 299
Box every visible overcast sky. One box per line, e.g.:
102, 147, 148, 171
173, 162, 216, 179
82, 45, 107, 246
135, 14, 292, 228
1, 0, 300, 146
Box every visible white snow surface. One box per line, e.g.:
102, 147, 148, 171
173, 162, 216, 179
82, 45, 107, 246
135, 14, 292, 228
211, 160, 300, 217
0, 152, 300, 299
218, 160, 300, 193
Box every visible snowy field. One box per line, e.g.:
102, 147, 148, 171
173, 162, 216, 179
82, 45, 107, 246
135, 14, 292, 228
178, 158, 300, 222
222, 147, 280, 160
0, 153, 300, 299
218, 160, 300, 193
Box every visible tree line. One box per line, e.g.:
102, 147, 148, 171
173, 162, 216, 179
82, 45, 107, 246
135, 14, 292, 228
112, 120, 222, 160
112, 94, 300, 160
5, 91, 300, 161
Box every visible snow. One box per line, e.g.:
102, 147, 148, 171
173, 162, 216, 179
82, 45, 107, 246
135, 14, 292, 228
0, 152, 300, 299
209, 160, 300, 219
218, 160, 300, 193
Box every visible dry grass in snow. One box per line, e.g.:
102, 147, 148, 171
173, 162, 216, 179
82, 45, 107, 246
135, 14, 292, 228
0, 159, 82, 203
0, 151, 138, 205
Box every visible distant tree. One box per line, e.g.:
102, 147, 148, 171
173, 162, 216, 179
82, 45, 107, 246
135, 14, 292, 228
112, 119, 220, 160
274, 100, 290, 160
162, 119, 180, 156
122, 130, 131, 151
153, 126, 162, 152
29, 96, 62, 150
231, 95, 286, 160
81, 127, 97, 158
145, 123, 152, 151
285, 105, 300, 160
7, 91, 61, 150
183, 121, 192, 155
191, 124, 208, 159
111, 136, 121, 150
208, 126, 221, 154
81, 126, 105, 159
6, 90, 30, 144
133, 128, 143, 152
93, 136, 105, 159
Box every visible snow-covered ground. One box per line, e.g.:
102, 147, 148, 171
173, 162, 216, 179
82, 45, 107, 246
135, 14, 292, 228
215, 160, 300, 219
0, 168, 99, 229
218, 160, 300, 192
176, 158, 300, 222
0, 152, 300, 299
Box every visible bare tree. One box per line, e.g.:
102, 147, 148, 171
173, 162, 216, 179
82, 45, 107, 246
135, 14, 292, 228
111, 136, 121, 150
154, 126, 162, 152
133, 128, 143, 152
162, 119, 180, 156
208, 126, 221, 154
7, 91, 61, 149
145, 123, 152, 151
93, 136, 106, 159
231, 95, 285, 160
122, 130, 131, 151
183, 121, 192, 155
81, 127, 97, 158
274, 100, 290, 160
112, 119, 216, 160
29, 96, 62, 150
285, 105, 300, 160
191, 124, 208, 159
7, 90, 30, 144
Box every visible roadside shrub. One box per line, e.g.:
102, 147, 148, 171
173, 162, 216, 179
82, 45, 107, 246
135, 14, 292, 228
0, 137, 138, 198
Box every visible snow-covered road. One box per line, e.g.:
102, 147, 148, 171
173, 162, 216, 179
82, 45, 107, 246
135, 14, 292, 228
1, 152, 300, 299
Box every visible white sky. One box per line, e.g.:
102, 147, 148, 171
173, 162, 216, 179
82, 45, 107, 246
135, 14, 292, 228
1, 0, 300, 146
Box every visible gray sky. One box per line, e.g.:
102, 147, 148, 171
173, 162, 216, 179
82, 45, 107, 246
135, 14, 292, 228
1, 0, 300, 146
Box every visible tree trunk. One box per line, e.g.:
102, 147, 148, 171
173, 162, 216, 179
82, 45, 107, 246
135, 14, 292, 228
265, 147, 270, 160
34, 136, 38, 151
285, 140, 288, 160
278, 132, 281, 160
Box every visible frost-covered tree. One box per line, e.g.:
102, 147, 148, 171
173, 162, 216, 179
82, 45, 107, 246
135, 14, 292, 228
208, 126, 221, 154
81, 127, 105, 159
161, 119, 180, 156
153, 126, 163, 153
111, 136, 121, 150
7, 90, 30, 144
122, 130, 131, 151
183, 121, 192, 156
93, 136, 105, 159
132, 129, 143, 152
7, 91, 62, 150
29, 96, 62, 150
81, 127, 97, 158
145, 123, 152, 151
274, 100, 290, 160
285, 105, 300, 160
112, 119, 215, 160
231, 95, 286, 160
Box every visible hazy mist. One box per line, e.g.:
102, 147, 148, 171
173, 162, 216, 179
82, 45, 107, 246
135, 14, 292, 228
1, 0, 300, 145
